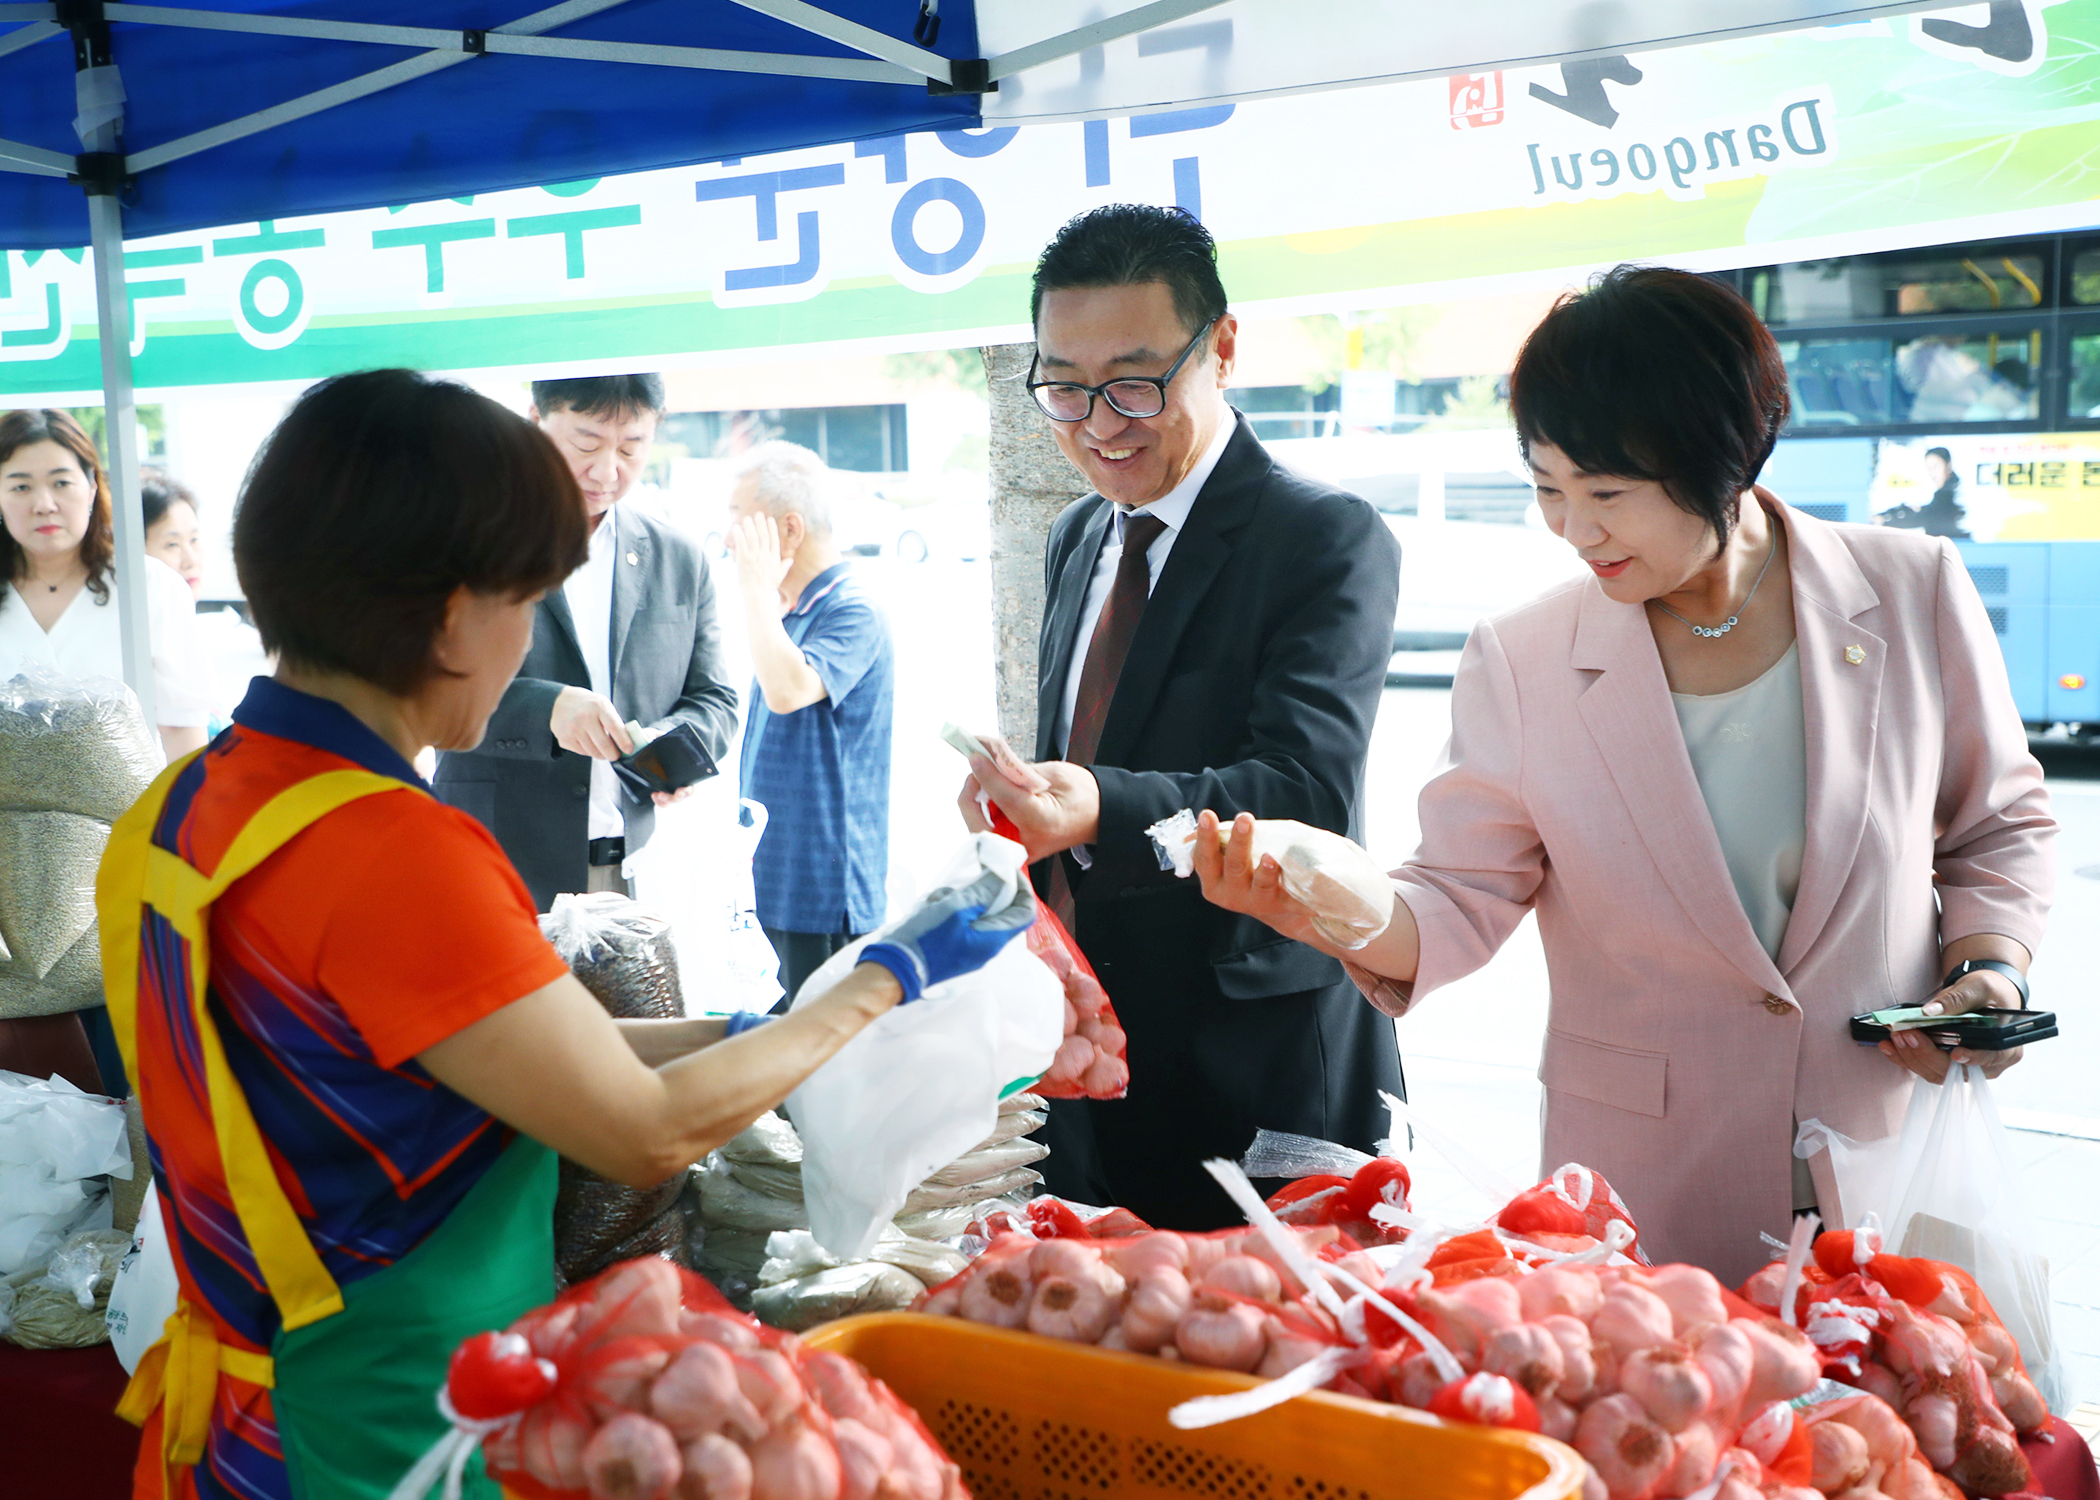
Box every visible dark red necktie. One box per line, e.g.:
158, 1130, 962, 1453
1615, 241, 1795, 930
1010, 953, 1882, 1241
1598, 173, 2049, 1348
1047, 511, 1166, 925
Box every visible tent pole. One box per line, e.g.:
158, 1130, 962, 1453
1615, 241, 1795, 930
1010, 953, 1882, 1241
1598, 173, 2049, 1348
87, 189, 155, 729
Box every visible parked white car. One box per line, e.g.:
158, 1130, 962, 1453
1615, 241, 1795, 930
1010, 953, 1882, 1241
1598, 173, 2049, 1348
1267, 431, 1584, 658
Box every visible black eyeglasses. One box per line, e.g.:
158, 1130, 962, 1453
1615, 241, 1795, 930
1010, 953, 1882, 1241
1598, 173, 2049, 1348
1027, 319, 1217, 423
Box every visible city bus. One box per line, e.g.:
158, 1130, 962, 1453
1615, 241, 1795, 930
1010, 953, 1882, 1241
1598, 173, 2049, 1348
1718, 232, 2100, 737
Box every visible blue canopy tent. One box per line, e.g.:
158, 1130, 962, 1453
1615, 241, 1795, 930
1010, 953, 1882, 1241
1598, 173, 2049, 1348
0, 0, 1937, 720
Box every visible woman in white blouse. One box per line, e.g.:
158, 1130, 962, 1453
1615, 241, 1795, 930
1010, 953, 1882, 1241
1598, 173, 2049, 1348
0, 409, 212, 760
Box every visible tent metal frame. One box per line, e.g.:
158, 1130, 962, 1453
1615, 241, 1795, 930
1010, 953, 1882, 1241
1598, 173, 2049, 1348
0, 0, 1243, 717
0, 0, 1949, 720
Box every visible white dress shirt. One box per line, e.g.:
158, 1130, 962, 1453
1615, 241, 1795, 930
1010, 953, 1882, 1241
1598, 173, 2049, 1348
563, 507, 625, 847
0, 555, 213, 728
1054, 416, 1235, 757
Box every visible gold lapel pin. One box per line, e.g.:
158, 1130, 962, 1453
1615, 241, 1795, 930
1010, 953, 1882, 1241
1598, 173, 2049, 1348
625, 551, 640, 566
1845, 644, 1866, 665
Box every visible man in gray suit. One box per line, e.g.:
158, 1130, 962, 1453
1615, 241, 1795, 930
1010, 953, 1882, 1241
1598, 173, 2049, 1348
434, 374, 738, 909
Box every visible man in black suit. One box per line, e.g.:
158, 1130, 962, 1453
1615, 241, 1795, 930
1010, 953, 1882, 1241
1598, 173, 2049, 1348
434, 374, 738, 909
962, 205, 1404, 1229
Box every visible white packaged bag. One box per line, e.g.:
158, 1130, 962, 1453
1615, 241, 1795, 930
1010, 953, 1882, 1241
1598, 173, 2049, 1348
0, 1069, 131, 1274
1800, 1066, 2065, 1413
786, 834, 1062, 1260
627, 795, 782, 1014
106, 1181, 179, 1373
1147, 809, 1394, 949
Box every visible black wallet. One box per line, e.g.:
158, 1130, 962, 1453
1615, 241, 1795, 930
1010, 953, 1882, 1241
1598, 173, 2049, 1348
1848, 1007, 2057, 1051
613, 722, 719, 798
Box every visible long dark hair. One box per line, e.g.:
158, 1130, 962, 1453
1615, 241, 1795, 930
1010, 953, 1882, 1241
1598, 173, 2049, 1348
0, 408, 115, 606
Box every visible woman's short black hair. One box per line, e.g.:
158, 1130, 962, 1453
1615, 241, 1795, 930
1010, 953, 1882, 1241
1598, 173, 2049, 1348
236, 369, 589, 695
1030, 203, 1227, 338
1510, 265, 1790, 549
139, 466, 197, 531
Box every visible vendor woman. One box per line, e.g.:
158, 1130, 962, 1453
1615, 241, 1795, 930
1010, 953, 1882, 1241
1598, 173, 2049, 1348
100, 369, 1035, 1500
1190, 267, 2054, 1282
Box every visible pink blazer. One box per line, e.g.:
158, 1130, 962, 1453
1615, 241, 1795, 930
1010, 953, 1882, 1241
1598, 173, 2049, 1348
1363, 496, 2054, 1282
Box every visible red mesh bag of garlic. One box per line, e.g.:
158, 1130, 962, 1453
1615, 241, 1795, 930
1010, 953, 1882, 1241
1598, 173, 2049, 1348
1020, 905, 1129, 1100
425, 1257, 966, 1500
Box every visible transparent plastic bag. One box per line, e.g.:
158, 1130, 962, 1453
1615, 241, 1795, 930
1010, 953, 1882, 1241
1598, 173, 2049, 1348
1883, 1066, 2064, 1413
539, 896, 688, 1281
1147, 809, 1394, 949
0, 670, 160, 1017
628, 796, 783, 1015
0, 1069, 129, 1275
0, 666, 160, 821
787, 834, 1063, 1260
540, 892, 684, 1020
43, 1235, 106, 1308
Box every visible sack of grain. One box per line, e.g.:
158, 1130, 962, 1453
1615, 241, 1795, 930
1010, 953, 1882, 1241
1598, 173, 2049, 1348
0, 1228, 130, 1348
540, 891, 683, 1019
0, 671, 158, 1020
0, 670, 159, 821
538, 893, 693, 1280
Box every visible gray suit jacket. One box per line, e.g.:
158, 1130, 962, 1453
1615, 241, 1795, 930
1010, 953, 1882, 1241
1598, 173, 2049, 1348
432, 506, 738, 910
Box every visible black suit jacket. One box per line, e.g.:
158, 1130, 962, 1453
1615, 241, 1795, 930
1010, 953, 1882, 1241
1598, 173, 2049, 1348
432, 507, 738, 910
1035, 415, 1404, 1227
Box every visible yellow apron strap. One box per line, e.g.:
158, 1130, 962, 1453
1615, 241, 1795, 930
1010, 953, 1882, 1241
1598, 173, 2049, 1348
98, 749, 204, 1087
118, 1299, 277, 1487
99, 761, 418, 1477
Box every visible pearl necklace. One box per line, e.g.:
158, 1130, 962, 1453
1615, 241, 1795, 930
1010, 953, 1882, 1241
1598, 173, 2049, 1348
1650, 532, 1776, 640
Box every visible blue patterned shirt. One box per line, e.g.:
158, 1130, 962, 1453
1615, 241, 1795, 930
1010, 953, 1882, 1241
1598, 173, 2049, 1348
740, 562, 893, 933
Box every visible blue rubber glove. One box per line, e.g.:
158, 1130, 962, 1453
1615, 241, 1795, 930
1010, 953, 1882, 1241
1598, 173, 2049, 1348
858, 866, 1038, 1003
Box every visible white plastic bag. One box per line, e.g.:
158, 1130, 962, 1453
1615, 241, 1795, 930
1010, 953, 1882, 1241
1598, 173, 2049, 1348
1794, 1114, 1905, 1233
786, 834, 1063, 1260
0, 1069, 131, 1274
1885, 1066, 2065, 1412
1147, 809, 1394, 949
106, 1181, 178, 1373
1802, 1068, 2065, 1412
630, 795, 782, 1014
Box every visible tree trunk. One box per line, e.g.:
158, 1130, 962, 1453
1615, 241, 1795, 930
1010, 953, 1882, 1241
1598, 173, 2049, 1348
983, 341, 1089, 752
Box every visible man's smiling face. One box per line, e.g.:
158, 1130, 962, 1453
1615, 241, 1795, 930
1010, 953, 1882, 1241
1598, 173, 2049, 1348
1032, 280, 1236, 508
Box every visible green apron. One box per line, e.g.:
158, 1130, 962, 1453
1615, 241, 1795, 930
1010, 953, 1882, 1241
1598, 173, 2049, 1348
273, 1133, 557, 1500
100, 760, 559, 1500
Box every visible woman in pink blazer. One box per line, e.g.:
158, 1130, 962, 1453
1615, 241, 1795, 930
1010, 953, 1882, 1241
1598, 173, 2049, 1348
1193, 268, 2054, 1282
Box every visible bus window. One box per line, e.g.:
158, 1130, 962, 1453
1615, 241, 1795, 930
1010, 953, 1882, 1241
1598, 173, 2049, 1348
1755, 243, 2048, 324
1895, 331, 2039, 423
2073, 332, 2100, 421
2070, 246, 2100, 305
1779, 328, 2041, 428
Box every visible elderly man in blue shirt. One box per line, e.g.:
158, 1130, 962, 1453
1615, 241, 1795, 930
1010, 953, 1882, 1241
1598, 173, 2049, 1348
728, 441, 896, 1005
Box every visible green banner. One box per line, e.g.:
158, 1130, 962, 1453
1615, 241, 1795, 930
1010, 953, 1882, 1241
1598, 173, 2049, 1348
2, 1, 2097, 397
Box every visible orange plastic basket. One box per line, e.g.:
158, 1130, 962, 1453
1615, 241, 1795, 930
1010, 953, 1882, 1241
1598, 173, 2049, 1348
804, 1314, 1586, 1500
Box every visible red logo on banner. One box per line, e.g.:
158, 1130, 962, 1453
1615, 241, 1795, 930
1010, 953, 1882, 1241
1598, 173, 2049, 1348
1449, 72, 1505, 129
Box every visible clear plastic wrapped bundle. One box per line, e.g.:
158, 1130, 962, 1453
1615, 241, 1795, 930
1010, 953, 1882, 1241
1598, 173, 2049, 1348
0, 668, 160, 821
1148, 809, 1395, 950
540, 891, 684, 1020
695, 1100, 1047, 1327
539, 894, 690, 1282
0, 669, 160, 1019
